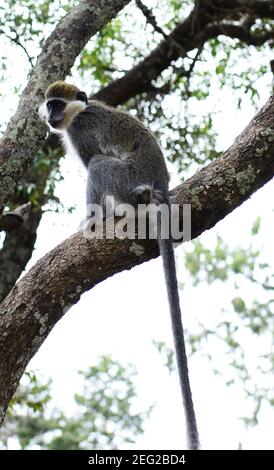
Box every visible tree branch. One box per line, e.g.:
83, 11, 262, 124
92, 9, 204, 105
0, 28, 34, 67
0, 0, 273, 420
93, 0, 274, 106
1, 0, 273, 303
0, 0, 131, 212
136, 0, 170, 39
0, 208, 42, 303
202, 22, 274, 46
0, 95, 273, 425
0, 203, 31, 232
0, 133, 63, 302
196, 0, 274, 20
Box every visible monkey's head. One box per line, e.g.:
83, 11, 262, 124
39, 81, 88, 132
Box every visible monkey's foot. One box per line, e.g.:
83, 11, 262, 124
132, 184, 152, 204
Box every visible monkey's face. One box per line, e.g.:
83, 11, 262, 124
45, 98, 67, 128
39, 91, 88, 133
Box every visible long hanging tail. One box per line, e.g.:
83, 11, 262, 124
156, 200, 200, 450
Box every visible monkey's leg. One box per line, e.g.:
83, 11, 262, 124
86, 155, 144, 210
80, 154, 138, 234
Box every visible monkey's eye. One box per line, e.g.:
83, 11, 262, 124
47, 100, 64, 111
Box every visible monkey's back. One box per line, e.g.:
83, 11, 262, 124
69, 100, 170, 193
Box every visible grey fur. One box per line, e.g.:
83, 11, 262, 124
40, 90, 200, 450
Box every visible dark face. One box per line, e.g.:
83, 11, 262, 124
46, 99, 66, 128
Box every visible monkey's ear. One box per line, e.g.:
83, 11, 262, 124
77, 91, 88, 104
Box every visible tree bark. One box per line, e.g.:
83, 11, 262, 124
0, 209, 42, 303
0, 0, 131, 211
0, 203, 31, 233
0, 95, 273, 425
94, 0, 274, 105
0, 135, 64, 302
1, 0, 273, 297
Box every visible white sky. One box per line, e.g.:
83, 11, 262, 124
1, 1, 274, 450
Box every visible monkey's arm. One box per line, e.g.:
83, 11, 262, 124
66, 121, 111, 168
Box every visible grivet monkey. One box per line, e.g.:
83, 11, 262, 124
39, 81, 200, 449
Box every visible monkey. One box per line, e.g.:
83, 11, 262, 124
39, 81, 200, 450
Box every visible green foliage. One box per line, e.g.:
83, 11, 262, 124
165, 0, 193, 29
78, 18, 124, 86
8, 371, 51, 414
9, 146, 64, 214
185, 236, 229, 284
207, 36, 272, 109
184, 221, 274, 425
0, 0, 274, 440
152, 339, 175, 373
251, 217, 261, 236
0, 0, 73, 71
1, 0, 273, 175
1, 371, 53, 449
0, 356, 147, 450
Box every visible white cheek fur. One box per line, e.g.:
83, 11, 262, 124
38, 102, 60, 134
38, 102, 49, 122
38, 99, 87, 135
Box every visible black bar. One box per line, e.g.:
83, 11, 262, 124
0, 449, 271, 466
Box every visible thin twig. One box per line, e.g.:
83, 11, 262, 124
136, 0, 187, 56
0, 28, 34, 67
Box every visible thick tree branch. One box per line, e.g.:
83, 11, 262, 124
202, 22, 274, 46
0, 0, 131, 301
0, 208, 42, 303
0, 0, 273, 215
93, 9, 204, 105
1, 0, 273, 307
94, 0, 274, 105
0, 0, 131, 212
0, 203, 31, 232
0, 95, 273, 425
196, 0, 274, 19
0, 4, 272, 423
0, 134, 64, 302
